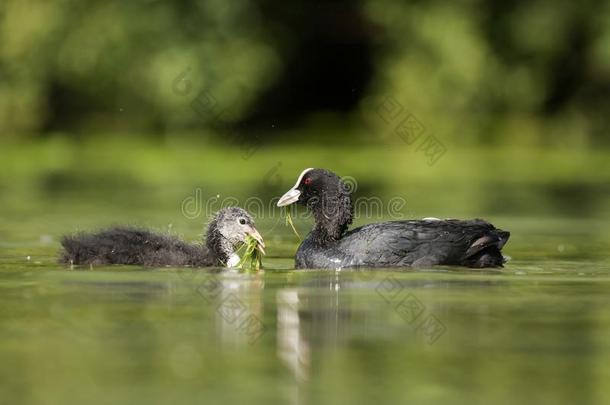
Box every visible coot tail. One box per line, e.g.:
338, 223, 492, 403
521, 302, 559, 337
461, 230, 510, 268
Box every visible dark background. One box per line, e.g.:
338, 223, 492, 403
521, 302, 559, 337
2, 0, 609, 146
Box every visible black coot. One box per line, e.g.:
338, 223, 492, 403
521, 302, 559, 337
59, 207, 265, 267
277, 169, 510, 269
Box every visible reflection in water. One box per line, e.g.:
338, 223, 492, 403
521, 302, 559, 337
276, 272, 356, 385
191, 271, 266, 348
216, 273, 266, 347
275, 273, 347, 405
277, 289, 309, 381
2, 260, 610, 405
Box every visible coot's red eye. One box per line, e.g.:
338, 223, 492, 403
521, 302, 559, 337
303, 177, 313, 185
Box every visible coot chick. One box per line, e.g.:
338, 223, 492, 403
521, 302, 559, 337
277, 169, 510, 269
59, 207, 265, 267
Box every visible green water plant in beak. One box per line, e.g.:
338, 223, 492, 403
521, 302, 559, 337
237, 234, 265, 272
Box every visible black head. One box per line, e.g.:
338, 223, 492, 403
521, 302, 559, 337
277, 168, 353, 241
206, 207, 265, 265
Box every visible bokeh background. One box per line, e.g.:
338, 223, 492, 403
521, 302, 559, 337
1, 0, 609, 254
2, 2, 610, 405
3, 0, 610, 142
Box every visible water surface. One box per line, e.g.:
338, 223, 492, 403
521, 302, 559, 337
1, 141, 609, 404
1, 217, 609, 405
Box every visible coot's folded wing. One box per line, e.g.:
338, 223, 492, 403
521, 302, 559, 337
339, 219, 509, 267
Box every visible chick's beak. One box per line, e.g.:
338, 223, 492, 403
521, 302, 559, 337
246, 226, 266, 255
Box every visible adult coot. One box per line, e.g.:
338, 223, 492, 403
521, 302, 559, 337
59, 207, 264, 267
277, 169, 509, 269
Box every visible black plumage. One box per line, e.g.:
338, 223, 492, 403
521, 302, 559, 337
277, 169, 510, 269
59, 207, 264, 267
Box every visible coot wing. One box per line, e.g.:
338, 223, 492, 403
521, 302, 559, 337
338, 219, 508, 267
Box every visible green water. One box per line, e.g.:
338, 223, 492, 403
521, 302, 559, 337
1, 138, 609, 404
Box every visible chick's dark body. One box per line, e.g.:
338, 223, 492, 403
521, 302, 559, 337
58, 207, 263, 268
59, 227, 212, 267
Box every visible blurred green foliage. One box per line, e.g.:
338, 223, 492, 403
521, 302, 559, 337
362, 0, 610, 147
1, 0, 609, 146
0, 0, 277, 134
